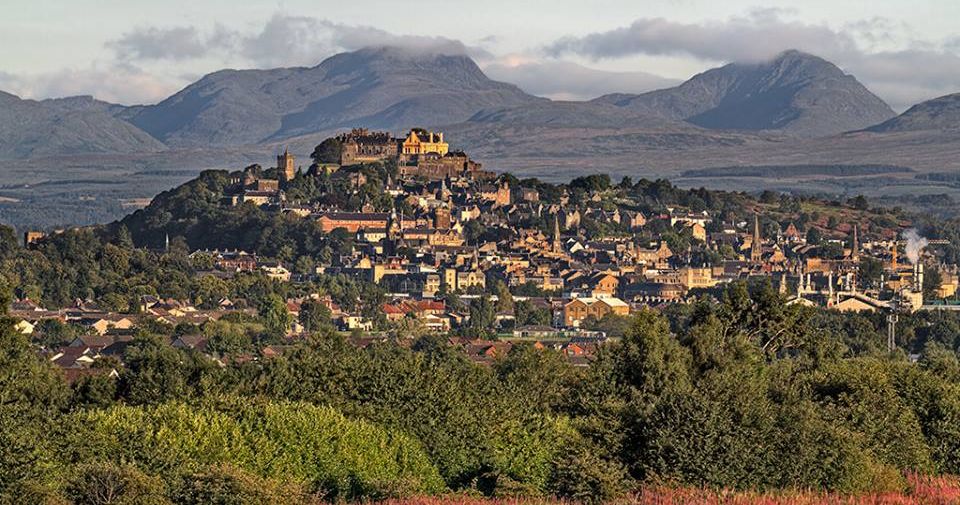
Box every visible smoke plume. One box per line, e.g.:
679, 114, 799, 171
902, 228, 928, 265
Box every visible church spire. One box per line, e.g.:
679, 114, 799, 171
750, 213, 762, 263
852, 224, 860, 261
553, 213, 562, 253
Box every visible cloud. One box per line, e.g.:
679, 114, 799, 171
546, 9, 858, 63
240, 14, 487, 67
847, 49, 960, 110
0, 65, 178, 105
545, 10, 960, 111
484, 59, 678, 100
107, 26, 235, 61
106, 13, 484, 69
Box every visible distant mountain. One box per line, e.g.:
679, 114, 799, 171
41, 95, 128, 115
0, 91, 165, 159
127, 46, 541, 147
865, 93, 960, 133
594, 50, 895, 137
466, 100, 690, 129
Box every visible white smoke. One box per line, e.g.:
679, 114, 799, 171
902, 228, 928, 265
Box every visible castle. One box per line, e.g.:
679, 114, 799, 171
336, 128, 492, 181
337, 129, 399, 166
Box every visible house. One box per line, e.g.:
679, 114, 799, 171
260, 262, 291, 282
172, 335, 210, 351
382, 300, 447, 324
13, 319, 35, 335
513, 325, 562, 339
563, 297, 630, 327
81, 315, 135, 336
61, 367, 120, 385
622, 211, 646, 230
586, 272, 619, 297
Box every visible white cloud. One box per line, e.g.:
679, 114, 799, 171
107, 26, 234, 61
106, 13, 484, 69
546, 9, 858, 63
0, 64, 178, 105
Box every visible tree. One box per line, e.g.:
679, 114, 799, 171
514, 300, 550, 327
923, 267, 943, 301
493, 281, 514, 314
65, 462, 167, 505
173, 464, 308, 505
615, 309, 692, 406
298, 299, 333, 334
849, 195, 869, 210
0, 225, 18, 261
310, 137, 342, 166
0, 319, 69, 494
0, 278, 11, 315
468, 296, 497, 337
120, 335, 197, 404
115, 224, 135, 249
859, 257, 883, 290
259, 295, 292, 339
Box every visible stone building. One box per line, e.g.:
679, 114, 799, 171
277, 149, 296, 183
337, 129, 399, 166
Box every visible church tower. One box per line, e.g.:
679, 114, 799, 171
750, 213, 763, 263
277, 148, 296, 184
552, 213, 562, 254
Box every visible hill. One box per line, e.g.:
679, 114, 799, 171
865, 93, 960, 133
593, 50, 895, 137
465, 100, 692, 129
126, 46, 541, 147
0, 91, 165, 159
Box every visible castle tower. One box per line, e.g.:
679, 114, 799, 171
750, 213, 763, 263
277, 148, 296, 183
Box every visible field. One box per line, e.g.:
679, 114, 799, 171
374, 474, 960, 504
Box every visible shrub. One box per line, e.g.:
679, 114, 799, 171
72, 400, 445, 500
172, 464, 310, 505
65, 461, 167, 505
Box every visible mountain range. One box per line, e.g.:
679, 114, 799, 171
2, 46, 957, 161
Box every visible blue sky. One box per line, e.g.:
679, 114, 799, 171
1, 0, 958, 110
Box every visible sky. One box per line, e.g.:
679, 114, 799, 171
1, 0, 958, 111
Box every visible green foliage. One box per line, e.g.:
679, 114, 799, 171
0, 319, 70, 495
310, 137, 342, 166
299, 299, 333, 334
73, 400, 444, 500
65, 461, 168, 505
258, 294, 291, 339
171, 464, 309, 505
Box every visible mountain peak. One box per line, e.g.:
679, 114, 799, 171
127, 46, 536, 147
594, 51, 893, 137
